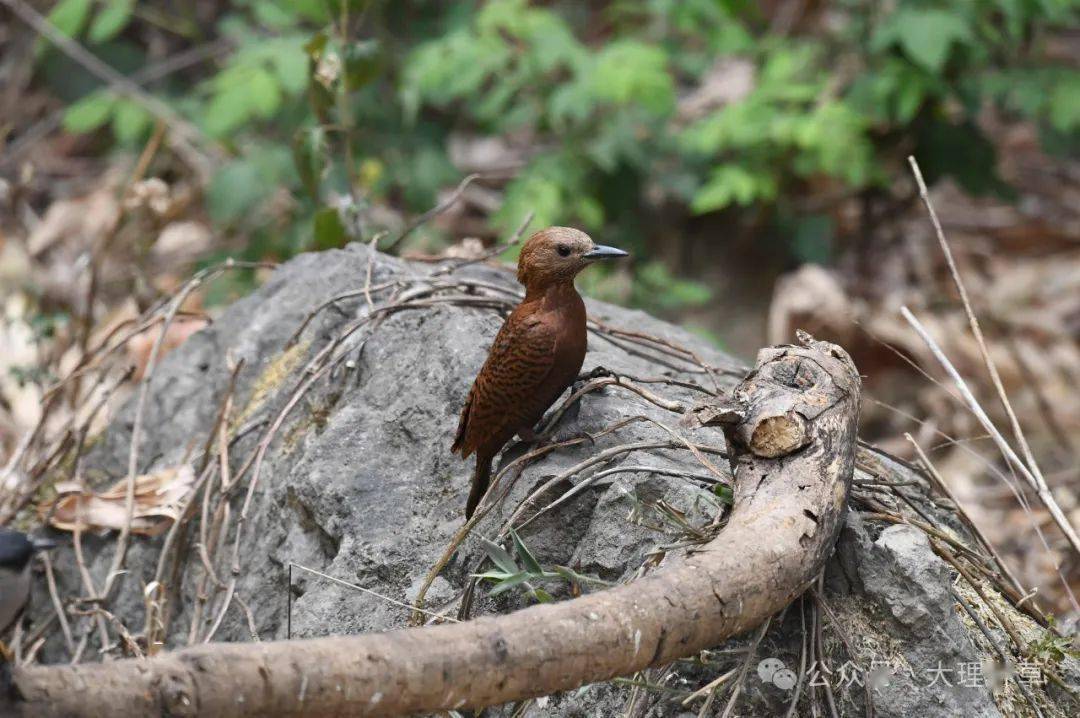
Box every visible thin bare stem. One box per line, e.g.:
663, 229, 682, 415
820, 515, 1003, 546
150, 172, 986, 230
900, 306, 1080, 557
908, 156, 1049, 495
0, 0, 221, 178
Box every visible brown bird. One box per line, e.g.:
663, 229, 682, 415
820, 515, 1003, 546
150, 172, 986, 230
453, 227, 627, 518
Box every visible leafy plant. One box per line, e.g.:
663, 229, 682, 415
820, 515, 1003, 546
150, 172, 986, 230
39, 0, 1080, 313
1028, 619, 1080, 664
476, 530, 610, 603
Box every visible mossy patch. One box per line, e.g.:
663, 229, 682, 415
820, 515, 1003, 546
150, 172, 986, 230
951, 575, 1074, 718
231, 340, 309, 431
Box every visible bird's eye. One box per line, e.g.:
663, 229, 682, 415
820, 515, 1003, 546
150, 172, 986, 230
556, 244, 571, 257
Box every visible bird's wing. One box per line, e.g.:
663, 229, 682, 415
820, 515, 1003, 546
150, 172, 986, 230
453, 310, 558, 457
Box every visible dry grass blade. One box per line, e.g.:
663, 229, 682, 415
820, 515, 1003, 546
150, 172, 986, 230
288, 563, 460, 627
948, 585, 1046, 718
384, 173, 482, 252
906, 156, 1079, 559
907, 157, 1052, 499
904, 433, 1027, 597
900, 306, 1080, 559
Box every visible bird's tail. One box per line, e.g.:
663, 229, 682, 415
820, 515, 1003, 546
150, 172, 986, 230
465, 454, 494, 519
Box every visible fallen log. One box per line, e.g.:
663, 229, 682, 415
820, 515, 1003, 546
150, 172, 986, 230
6, 333, 859, 717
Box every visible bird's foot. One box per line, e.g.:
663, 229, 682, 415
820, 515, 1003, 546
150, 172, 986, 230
537, 426, 598, 447
570, 366, 618, 399
577, 365, 617, 383
516, 425, 540, 443
555, 429, 599, 447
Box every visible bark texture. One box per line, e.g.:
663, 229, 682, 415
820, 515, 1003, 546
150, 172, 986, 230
7, 333, 859, 717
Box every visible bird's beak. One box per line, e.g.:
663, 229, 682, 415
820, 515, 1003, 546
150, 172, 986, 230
583, 245, 628, 260
31, 537, 58, 552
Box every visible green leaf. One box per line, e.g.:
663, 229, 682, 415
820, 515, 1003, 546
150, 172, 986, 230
633, 261, 712, 310
591, 40, 674, 115
510, 529, 543, 576
1000, 71, 1049, 117
204, 85, 251, 137
402, 30, 509, 116
531, 587, 554, 603
252, 0, 296, 29
312, 207, 346, 250
690, 165, 775, 213
63, 92, 115, 133
343, 39, 381, 91
88, 0, 134, 44
207, 159, 263, 223
1048, 74, 1080, 132
293, 126, 328, 199
712, 484, 734, 505
479, 537, 519, 575
292, 0, 329, 23
873, 9, 972, 72
488, 571, 531, 596
547, 80, 594, 130
248, 67, 282, 118
894, 76, 925, 123
551, 565, 612, 588
47, 0, 92, 37
272, 46, 309, 95
473, 570, 516, 581
110, 98, 152, 144
494, 170, 563, 234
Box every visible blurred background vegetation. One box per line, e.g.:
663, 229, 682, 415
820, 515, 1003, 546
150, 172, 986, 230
9, 0, 1080, 320
1, 0, 1078, 610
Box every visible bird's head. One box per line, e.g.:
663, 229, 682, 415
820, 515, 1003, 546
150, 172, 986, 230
517, 227, 628, 289
0, 528, 56, 574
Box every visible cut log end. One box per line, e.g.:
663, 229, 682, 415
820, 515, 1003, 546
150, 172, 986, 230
748, 412, 809, 458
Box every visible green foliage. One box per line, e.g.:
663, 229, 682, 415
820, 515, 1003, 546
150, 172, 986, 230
62, 91, 114, 133
872, 9, 973, 72
201, 31, 307, 137
88, 0, 134, 44
691, 165, 777, 213
476, 530, 610, 603
111, 98, 152, 144
1029, 622, 1080, 663
41, 0, 1080, 312
633, 262, 711, 312
1049, 75, 1080, 132
46, 0, 92, 38
206, 146, 294, 225
591, 40, 675, 115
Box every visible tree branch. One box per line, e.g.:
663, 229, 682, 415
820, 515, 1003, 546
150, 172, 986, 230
6, 333, 860, 717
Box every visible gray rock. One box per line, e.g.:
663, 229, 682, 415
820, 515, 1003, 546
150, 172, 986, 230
831, 516, 1002, 717
27, 243, 1076, 717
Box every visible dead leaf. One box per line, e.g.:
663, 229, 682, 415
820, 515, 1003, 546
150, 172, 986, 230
677, 58, 756, 123
151, 221, 212, 262
123, 178, 194, 220
44, 465, 196, 536
126, 315, 209, 381
27, 186, 120, 257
